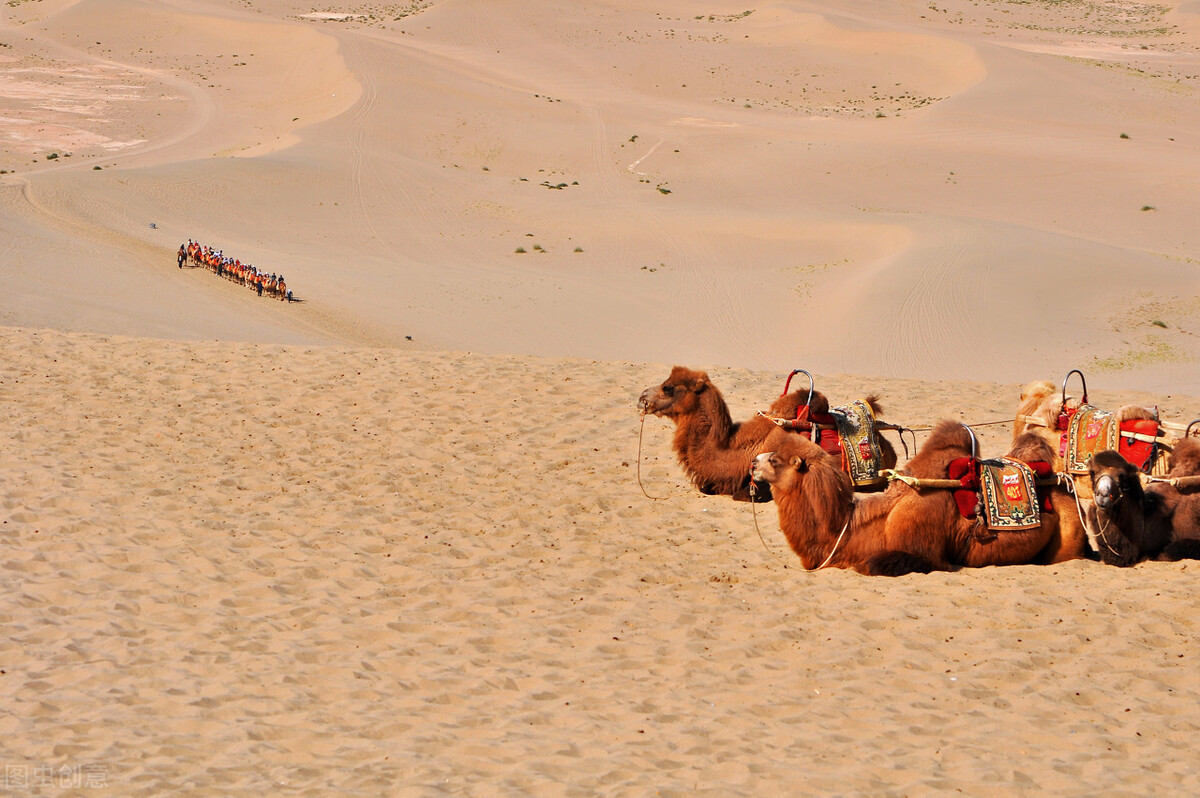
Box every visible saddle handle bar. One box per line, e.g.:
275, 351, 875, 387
1187, 419, 1200, 438
783, 369, 815, 408
1062, 369, 1088, 409
962, 423, 979, 460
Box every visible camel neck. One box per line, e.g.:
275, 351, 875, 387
776, 488, 852, 570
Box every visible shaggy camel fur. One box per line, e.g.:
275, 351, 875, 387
1089, 439, 1200, 565
751, 420, 1075, 575
1086, 450, 1168, 566
1153, 438, 1200, 560
638, 366, 895, 502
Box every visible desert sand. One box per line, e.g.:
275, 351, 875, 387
4, 0, 1200, 793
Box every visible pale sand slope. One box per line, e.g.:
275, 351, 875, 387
3, 1, 1200, 389
4, 325, 1200, 794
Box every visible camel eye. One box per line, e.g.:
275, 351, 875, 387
661, 384, 674, 396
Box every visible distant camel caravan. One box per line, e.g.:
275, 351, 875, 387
179, 240, 292, 302
638, 366, 899, 502
641, 366, 1200, 574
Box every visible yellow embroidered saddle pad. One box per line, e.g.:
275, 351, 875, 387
831, 399, 884, 488
1063, 404, 1161, 474
978, 457, 1042, 531
1064, 405, 1120, 475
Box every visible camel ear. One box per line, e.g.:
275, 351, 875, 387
689, 376, 708, 393
791, 456, 808, 473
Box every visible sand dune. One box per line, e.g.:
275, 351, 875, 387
3, 0, 1200, 386
5, 0, 1200, 792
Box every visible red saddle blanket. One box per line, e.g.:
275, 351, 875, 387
1060, 405, 1159, 474
791, 399, 884, 487
948, 457, 1052, 531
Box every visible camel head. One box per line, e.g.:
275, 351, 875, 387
751, 434, 835, 494
638, 366, 714, 419
1089, 450, 1142, 511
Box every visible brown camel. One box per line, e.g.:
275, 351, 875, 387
638, 366, 896, 502
1011, 379, 1161, 560
751, 420, 1076, 575
1012, 380, 1161, 496
1085, 450, 1168, 566
1088, 438, 1200, 565
1153, 437, 1200, 560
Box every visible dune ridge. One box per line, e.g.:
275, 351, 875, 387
2, 0, 1199, 388
5, 0, 1200, 792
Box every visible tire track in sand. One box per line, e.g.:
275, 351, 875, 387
868, 220, 994, 378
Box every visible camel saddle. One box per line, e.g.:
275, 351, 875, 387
791, 399, 885, 488
948, 456, 1052, 534
1060, 404, 1159, 474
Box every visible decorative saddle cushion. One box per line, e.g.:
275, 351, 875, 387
1062, 405, 1159, 474
831, 400, 885, 488
948, 457, 1052, 531
790, 399, 884, 487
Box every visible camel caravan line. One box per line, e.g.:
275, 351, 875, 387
639, 366, 1200, 576
179, 240, 292, 302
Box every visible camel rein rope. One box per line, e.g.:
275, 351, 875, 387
1058, 471, 1123, 560
636, 412, 675, 501
748, 482, 790, 565
812, 517, 851, 571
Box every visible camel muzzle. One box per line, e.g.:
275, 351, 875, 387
637, 389, 663, 415
750, 452, 772, 482
1094, 474, 1117, 509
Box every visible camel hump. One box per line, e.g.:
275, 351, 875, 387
1014, 383, 1061, 433
1168, 438, 1200, 477
769, 388, 831, 417
1019, 380, 1056, 405
1008, 431, 1055, 464
1115, 404, 1158, 423
902, 420, 975, 479
926, 419, 974, 452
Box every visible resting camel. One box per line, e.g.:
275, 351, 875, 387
1087, 439, 1200, 565
1012, 379, 1163, 558
751, 420, 1077, 575
1012, 380, 1161, 498
638, 366, 896, 502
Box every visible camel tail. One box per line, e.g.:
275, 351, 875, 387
863, 393, 884, 417
863, 551, 939, 577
